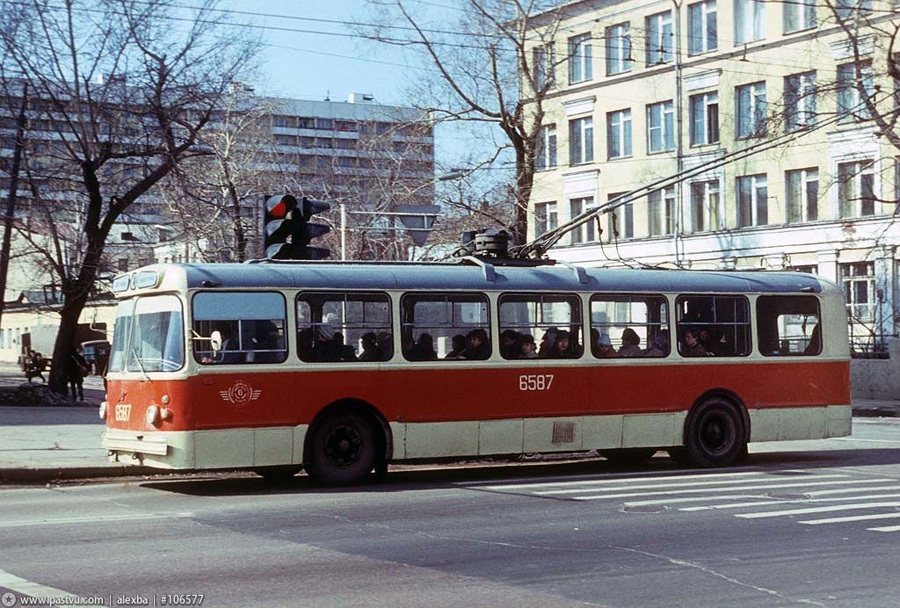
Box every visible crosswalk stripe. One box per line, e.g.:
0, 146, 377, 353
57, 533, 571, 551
736, 502, 900, 519
675, 482, 900, 510
476, 470, 765, 491
801, 513, 900, 525
681, 492, 900, 512
534, 474, 849, 495
572, 479, 893, 501
868, 524, 900, 532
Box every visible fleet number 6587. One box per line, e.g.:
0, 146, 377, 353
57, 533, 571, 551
518, 374, 554, 391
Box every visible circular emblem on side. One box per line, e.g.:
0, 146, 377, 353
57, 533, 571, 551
220, 380, 261, 405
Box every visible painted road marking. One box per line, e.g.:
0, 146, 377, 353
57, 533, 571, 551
0, 512, 194, 528
572, 478, 891, 501
800, 513, 900, 525
736, 502, 900, 519
0, 567, 108, 607
535, 474, 850, 495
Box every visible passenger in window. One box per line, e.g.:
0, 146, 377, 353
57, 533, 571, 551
358, 332, 381, 362
297, 328, 314, 361
464, 328, 490, 360
376, 331, 394, 360
215, 325, 243, 364
407, 333, 438, 361
311, 323, 341, 362
520, 334, 538, 359
538, 328, 558, 358
334, 331, 358, 362
445, 334, 467, 359
711, 329, 733, 356
595, 333, 618, 358
500, 330, 522, 359
617, 328, 643, 357
547, 330, 581, 358
682, 329, 709, 356
804, 324, 821, 355
248, 320, 283, 363
643, 333, 665, 357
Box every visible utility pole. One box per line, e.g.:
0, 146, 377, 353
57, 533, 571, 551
673, 0, 684, 267
0, 84, 28, 330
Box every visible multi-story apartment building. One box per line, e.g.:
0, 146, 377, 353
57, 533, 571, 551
525, 0, 899, 354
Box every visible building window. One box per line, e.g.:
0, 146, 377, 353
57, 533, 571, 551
689, 92, 719, 146
784, 71, 817, 131
840, 262, 875, 322
568, 33, 592, 84
735, 81, 767, 139
117, 259, 129, 272
648, 187, 675, 236
533, 44, 555, 90
689, 179, 721, 232
837, 61, 874, 122
607, 192, 633, 241
606, 109, 632, 159
737, 174, 768, 227
785, 168, 818, 223
835, 0, 872, 21
645, 11, 673, 65
534, 202, 558, 236
647, 101, 674, 153
570, 197, 598, 244
569, 117, 593, 165
315, 118, 333, 130
606, 23, 632, 75
536, 124, 557, 170
784, 0, 816, 32
688, 0, 717, 55
838, 160, 876, 218
734, 0, 765, 44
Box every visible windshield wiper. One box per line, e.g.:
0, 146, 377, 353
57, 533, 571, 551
131, 348, 151, 381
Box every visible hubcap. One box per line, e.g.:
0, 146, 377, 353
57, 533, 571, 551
700, 412, 734, 455
324, 425, 363, 467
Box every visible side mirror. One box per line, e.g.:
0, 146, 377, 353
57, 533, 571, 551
210, 330, 222, 353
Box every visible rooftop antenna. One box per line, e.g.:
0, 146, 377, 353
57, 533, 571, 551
324, 90, 331, 101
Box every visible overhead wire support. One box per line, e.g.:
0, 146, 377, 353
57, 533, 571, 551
515, 92, 888, 261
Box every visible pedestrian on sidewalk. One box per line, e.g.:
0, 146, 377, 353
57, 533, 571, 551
25, 350, 47, 383
67, 346, 88, 401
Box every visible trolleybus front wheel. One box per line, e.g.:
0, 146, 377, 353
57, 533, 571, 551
682, 397, 747, 468
305, 411, 378, 486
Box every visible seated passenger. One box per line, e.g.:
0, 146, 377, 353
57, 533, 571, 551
643, 333, 665, 357
445, 334, 467, 359
297, 328, 314, 361
334, 331, 358, 362
618, 327, 643, 357
682, 329, 709, 356
519, 334, 538, 359
358, 332, 381, 362
548, 330, 581, 358
217, 326, 244, 364
595, 333, 618, 358
376, 331, 394, 360
500, 329, 522, 359
537, 328, 558, 358
464, 328, 490, 360
311, 323, 341, 362
407, 333, 438, 361
247, 320, 284, 363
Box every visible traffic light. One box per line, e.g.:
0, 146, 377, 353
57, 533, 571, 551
263, 194, 332, 260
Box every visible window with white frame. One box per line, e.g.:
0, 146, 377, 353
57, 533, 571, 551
689, 179, 721, 232
647, 101, 674, 153
736, 81, 767, 139
607, 109, 632, 159
569, 117, 593, 165
648, 187, 675, 236
532, 44, 555, 91
734, 0, 765, 44
736, 173, 768, 227
689, 91, 719, 145
784, 0, 815, 33
606, 23, 632, 75
837, 61, 874, 122
688, 0, 717, 55
840, 261, 875, 322
568, 34, 592, 84
607, 192, 633, 241
645, 11, 673, 65
835, 0, 872, 21
785, 168, 818, 223
534, 202, 558, 236
838, 160, 876, 218
570, 196, 599, 244
536, 124, 557, 170
784, 71, 817, 131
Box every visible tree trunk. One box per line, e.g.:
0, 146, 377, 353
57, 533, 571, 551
514, 147, 534, 247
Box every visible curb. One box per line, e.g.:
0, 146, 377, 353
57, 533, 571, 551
0, 465, 159, 484
852, 406, 900, 418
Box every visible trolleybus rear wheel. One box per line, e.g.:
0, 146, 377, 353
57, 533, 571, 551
306, 411, 377, 486
684, 398, 746, 468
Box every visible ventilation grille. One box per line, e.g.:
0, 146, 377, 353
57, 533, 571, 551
552, 421, 575, 444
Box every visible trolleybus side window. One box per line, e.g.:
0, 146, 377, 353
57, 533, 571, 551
296, 292, 392, 362
676, 295, 751, 357
192, 292, 288, 365
590, 295, 669, 358
756, 295, 822, 356
400, 293, 491, 361
498, 293, 583, 359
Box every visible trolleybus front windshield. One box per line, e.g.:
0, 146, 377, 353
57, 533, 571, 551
109, 295, 185, 373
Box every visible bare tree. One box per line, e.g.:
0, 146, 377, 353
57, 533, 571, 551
0, 0, 257, 391
362, 0, 569, 246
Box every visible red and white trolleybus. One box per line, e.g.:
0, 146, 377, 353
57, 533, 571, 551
101, 259, 851, 485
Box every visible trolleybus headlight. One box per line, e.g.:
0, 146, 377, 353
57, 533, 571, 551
99, 401, 107, 421
161, 394, 170, 405
145, 405, 161, 428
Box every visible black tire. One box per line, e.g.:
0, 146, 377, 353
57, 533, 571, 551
683, 397, 747, 468
305, 411, 378, 486
601, 448, 657, 465
254, 466, 301, 484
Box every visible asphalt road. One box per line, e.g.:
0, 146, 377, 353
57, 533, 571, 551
2, 420, 900, 608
